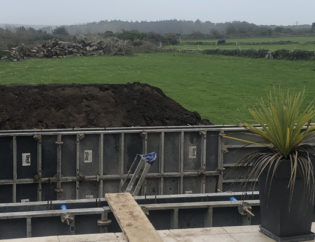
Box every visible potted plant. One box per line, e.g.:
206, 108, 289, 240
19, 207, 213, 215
230, 89, 315, 241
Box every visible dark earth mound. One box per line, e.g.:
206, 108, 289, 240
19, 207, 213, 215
0, 83, 210, 130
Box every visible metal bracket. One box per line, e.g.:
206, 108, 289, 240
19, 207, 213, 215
55, 141, 64, 145
140, 131, 147, 137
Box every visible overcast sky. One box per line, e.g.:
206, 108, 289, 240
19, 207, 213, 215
1, 0, 315, 26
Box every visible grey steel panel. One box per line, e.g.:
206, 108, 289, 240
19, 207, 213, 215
147, 133, 161, 173
148, 210, 172, 230
222, 131, 266, 146
103, 180, 120, 194
16, 136, 37, 179
123, 133, 142, 173
223, 147, 264, 165
79, 182, 98, 199
107, 212, 121, 232
61, 136, 76, 177
0, 125, 310, 202
79, 134, 99, 176
103, 134, 120, 175
42, 183, 57, 201
164, 133, 180, 172
205, 177, 218, 193
213, 207, 245, 226
163, 178, 179, 194
223, 167, 251, 180
0, 137, 13, 179
75, 215, 101, 234
183, 177, 202, 194
178, 208, 207, 228
61, 183, 76, 200
16, 184, 37, 202
183, 132, 202, 171
143, 178, 159, 195
0, 219, 26, 239
206, 131, 219, 171
0, 194, 266, 239
0, 185, 12, 203
223, 182, 257, 192
32, 217, 71, 237
42, 135, 57, 177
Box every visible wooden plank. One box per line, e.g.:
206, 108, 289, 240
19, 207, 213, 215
105, 193, 163, 242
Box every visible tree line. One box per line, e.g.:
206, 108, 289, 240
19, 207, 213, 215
65, 20, 314, 37
1, 20, 315, 51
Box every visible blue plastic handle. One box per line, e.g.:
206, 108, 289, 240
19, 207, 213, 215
230, 196, 238, 201
60, 204, 67, 210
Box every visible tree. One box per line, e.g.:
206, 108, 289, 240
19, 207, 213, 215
53, 27, 69, 36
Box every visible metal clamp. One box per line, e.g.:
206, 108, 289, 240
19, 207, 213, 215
97, 219, 112, 226
217, 168, 226, 172
76, 173, 85, 181
197, 168, 206, 176
33, 174, 41, 182
33, 134, 42, 142
199, 130, 207, 136
141, 206, 150, 215
61, 213, 74, 226
54, 188, 64, 193
55, 141, 64, 145
78, 133, 85, 140
238, 202, 255, 217
61, 213, 75, 232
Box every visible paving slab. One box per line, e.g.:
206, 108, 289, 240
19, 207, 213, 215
223, 225, 260, 234
1, 223, 315, 242
162, 227, 234, 242
0, 237, 59, 242
229, 232, 275, 242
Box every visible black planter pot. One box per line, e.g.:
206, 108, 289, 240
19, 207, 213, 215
258, 159, 315, 242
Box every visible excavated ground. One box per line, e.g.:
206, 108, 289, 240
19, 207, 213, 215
0, 82, 210, 130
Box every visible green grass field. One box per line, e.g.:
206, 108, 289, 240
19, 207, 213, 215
175, 36, 315, 51
0, 52, 314, 124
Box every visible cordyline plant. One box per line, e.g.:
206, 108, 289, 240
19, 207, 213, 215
227, 89, 315, 203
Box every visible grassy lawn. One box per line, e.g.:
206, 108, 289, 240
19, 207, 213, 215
176, 36, 315, 51
0, 52, 314, 124
172, 44, 315, 51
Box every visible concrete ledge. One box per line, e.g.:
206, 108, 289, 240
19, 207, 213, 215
1, 223, 315, 242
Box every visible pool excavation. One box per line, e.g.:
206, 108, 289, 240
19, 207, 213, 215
0, 125, 313, 240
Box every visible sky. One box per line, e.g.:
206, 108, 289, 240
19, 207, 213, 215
1, 0, 315, 26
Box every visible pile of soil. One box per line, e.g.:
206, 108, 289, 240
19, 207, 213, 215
0, 83, 210, 130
